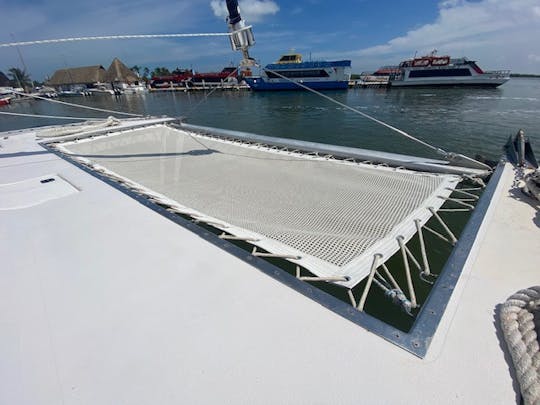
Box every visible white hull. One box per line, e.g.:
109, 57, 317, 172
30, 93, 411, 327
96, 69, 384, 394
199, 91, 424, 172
390, 55, 510, 88
391, 76, 509, 87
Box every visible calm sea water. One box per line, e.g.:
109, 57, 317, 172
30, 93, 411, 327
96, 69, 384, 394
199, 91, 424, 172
1, 77, 539, 160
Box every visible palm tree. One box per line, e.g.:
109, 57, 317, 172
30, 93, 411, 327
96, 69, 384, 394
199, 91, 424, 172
8, 67, 32, 90
151, 67, 171, 77
142, 67, 150, 84
130, 65, 141, 76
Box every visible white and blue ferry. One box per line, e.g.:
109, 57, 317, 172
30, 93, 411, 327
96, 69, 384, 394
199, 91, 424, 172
244, 53, 351, 91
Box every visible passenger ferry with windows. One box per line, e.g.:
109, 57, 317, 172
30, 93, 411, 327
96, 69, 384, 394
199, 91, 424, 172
389, 51, 510, 87
244, 53, 351, 91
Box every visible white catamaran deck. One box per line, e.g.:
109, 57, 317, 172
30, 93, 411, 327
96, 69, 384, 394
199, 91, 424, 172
1, 125, 538, 404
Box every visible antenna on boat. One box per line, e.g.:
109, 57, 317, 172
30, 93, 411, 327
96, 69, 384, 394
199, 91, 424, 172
225, 0, 256, 67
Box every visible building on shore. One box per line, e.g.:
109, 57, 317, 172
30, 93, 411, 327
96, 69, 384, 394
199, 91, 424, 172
105, 58, 146, 92
46, 58, 146, 93
47, 65, 107, 91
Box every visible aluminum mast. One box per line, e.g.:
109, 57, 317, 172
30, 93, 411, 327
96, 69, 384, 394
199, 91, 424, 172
225, 0, 255, 66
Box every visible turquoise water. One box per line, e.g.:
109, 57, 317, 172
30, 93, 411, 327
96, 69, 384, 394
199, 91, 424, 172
1, 78, 539, 161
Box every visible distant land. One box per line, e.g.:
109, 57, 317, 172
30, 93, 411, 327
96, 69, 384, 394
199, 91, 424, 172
509, 73, 540, 78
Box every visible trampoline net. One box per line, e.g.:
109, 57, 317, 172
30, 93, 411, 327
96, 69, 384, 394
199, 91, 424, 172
62, 125, 460, 287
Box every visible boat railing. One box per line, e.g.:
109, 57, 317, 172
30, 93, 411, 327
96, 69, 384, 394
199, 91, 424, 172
389, 72, 404, 81
484, 69, 511, 78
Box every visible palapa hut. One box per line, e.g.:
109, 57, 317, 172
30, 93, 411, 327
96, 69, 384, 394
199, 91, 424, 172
47, 65, 107, 90
105, 58, 140, 90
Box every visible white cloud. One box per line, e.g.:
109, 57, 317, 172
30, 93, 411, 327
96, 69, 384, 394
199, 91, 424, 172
210, 0, 279, 23
341, 0, 540, 72
528, 54, 540, 63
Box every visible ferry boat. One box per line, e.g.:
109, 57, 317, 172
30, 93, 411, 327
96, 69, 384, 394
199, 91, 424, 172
244, 53, 351, 91
390, 51, 510, 87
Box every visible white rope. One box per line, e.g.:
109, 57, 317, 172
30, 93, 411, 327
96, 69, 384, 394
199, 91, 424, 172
0, 111, 107, 120
219, 233, 260, 242
500, 286, 540, 405
428, 207, 458, 244
8, 90, 143, 117
35, 116, 121, 138
414, 219, 431, 277
252, 247, 301, 260
450, 188, 480, 200
358, 254, 382, 311
397, 236, 418, 308
380, 263, 403, 292
0, 32, 230, 47
521, 170, 540, 202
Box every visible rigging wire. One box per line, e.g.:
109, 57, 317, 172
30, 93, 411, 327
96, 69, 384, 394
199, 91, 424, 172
261, 66, 449, 156
0, 33, 231, 48
0, 111, 108, 120
8, 90, 143, 117
184, 68, 240, 119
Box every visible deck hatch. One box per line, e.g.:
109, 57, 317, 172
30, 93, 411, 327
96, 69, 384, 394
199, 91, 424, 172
0, 174, 78, 210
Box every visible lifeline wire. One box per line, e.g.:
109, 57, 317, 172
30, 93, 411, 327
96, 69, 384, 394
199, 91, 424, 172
0, 33, 231, 48
0, 111, 107, 120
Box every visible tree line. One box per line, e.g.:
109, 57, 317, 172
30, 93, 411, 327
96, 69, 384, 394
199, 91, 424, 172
0, 65, 195, 90
130, 65, 193, 80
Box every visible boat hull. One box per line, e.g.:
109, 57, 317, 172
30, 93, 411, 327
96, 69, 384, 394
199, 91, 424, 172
244, 78, 349, 91
390, 77, 509, 88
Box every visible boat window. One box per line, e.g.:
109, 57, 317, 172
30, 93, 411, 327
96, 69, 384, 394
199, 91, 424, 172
409, 68, 472, 78
277, 54, 302, 63
266, 69, 330, 79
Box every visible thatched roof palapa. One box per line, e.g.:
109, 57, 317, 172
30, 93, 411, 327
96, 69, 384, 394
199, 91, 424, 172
47, 65, 107, 86
106, 58, 138, 83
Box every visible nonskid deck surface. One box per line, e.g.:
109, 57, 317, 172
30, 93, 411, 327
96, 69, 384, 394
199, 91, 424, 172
59, 124, 459, 287
1, 123, 539, 404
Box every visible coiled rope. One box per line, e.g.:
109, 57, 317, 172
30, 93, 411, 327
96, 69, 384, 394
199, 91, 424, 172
35, 116, 121, 138
500, 286, 540, 405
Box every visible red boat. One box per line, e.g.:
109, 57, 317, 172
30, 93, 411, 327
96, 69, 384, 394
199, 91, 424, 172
150, 70, 193, 88
190, 67, 238, 84
0, 97, 11, 106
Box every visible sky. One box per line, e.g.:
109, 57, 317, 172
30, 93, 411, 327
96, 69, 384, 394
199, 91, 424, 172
1, 0, 540, 81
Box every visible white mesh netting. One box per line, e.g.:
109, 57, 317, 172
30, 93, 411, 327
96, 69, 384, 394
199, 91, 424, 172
62, 125, 460, 287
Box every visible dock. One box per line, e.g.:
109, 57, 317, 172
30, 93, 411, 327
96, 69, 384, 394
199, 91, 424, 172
150, 84, 250, 92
